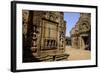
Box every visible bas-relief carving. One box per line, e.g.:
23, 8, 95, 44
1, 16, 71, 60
23, 10, 68, 62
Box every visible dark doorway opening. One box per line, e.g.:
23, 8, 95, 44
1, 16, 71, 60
82, 36, 90, 50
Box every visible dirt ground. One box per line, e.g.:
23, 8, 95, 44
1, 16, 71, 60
64, 46, 91, 60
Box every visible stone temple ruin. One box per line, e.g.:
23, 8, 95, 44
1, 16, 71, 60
22, 10, 69, 62
70, 13, 91, 50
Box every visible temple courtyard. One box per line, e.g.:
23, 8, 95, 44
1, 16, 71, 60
64, 46, 91, 60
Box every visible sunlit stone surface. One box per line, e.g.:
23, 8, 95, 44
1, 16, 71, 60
22, 10, 69, 62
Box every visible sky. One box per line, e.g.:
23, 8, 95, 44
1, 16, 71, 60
64, 12, 80, 37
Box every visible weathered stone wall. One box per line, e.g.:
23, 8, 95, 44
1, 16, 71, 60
22, 10, 68, 62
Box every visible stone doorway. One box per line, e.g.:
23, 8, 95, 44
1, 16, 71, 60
82, 36, 88, 45
81, 35, 89, 50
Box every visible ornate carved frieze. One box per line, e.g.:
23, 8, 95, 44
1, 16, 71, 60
23, 10, 67, 62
